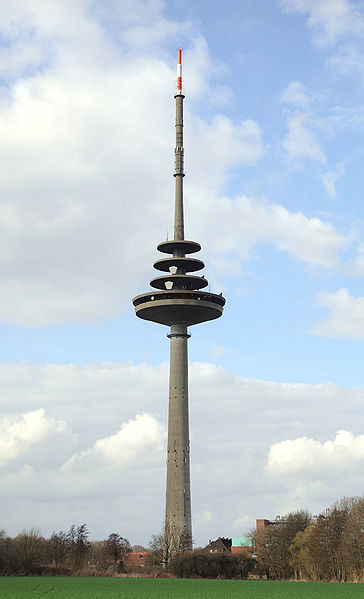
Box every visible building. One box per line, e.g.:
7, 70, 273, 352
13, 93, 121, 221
231, 537, 253, 556
132, 50, 225, 549
205, 538, 232, 553
205, 536, 253, 556
256, 517, 284, 531
125, 552, 148, 567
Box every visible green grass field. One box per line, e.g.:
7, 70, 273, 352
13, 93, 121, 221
1, 577, 364, 599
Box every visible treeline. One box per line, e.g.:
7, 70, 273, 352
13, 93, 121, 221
3, 494, 364, 580
254, 496, 364, 582
0, 525, 133, 576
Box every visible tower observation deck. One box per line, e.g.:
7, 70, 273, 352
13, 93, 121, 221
132, 49, 225, 551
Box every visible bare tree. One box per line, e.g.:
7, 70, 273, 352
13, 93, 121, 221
314, 499, 353, 581
105, 533, 131, 572
14, 528, 45, 573
341, 497, 364, 581
0, 530, 17, 575
149, 524, 192, 567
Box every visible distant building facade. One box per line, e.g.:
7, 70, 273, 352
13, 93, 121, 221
205, 535, 253, 556
205, 537, 232, 553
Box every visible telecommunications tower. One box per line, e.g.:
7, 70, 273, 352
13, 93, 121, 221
133, 50, 225, 547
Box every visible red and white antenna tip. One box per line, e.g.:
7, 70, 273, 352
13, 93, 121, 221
177, 48, 182, 94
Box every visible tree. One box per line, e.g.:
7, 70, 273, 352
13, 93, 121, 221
0, 530, 7, 574
47, 531, 68, 567
290, 498, 361, 582
312, 499, 353, 581
149, 524, 192, 567
343, 497, 364, 581
66, 524, 90, 571
14, 528, 45, 573
133, 544, 146, 552
0, 530, 17, 575
289, 525, 325, 581
254, 510, 312, 579
104, 533, 131, 572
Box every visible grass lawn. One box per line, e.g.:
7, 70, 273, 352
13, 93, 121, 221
1, 577, 364, 598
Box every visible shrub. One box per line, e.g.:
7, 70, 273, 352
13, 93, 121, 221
169, 550, 255, 579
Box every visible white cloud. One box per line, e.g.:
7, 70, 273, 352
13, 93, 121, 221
192, 194, 345, 272
279, 0, 364, 45
0, 3, 264, 328
0, 408, 70, 468
320, 161, 346, 197
184, 36, 233, 106
233, 515, 251, 530
64, 413, 165, 472
267, 429, 364, 475
281, 81, 310, 108
329, 45, 364, 82
280, 82, 326, 165
199, 510, 212, 522
186, 115, 264, 192
280, 3, 364, 88
0, 3, 177, 327
348, 243, 364, 276
311, 288, 364, 338
282, 114, 326, 164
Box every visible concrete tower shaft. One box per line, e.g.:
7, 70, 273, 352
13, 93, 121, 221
132, 49, 225, 553
165, 324, 191, 539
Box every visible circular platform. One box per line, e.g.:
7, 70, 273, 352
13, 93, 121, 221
132, 290, 225, 327
153, 256, 205, 273
150, 274, 208, 291
157, 240, 201, 255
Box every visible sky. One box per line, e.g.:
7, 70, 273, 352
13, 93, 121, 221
1, 0, 364, 548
